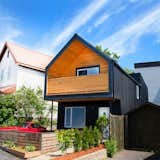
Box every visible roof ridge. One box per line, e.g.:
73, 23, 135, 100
6, 41, 53, 58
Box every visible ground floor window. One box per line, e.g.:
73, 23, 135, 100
64, 107, 86, 128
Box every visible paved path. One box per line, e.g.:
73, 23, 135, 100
0, 149, 21, 160
108, 150, 160, 160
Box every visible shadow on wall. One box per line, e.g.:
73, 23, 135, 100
154, 88, 160, 105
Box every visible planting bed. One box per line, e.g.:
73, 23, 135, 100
53, 144, 105, 160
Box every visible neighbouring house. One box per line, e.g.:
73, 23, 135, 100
0, 41, 53, 93
44, 34, 148, 131
0, 42, 57, 119
135, 61, 160, 106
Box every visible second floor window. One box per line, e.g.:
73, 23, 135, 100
77, 66, 100, 76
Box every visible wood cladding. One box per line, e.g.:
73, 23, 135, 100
47, 73, 109, 95
48, 39, 109, 78
46, 38, 109, 96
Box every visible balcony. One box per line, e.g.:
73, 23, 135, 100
46, 73, 109, 96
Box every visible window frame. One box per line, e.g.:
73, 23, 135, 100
76, 65, 100, 76
7, 51, 10, 58
136, 85, 140, 99
64, 107, 86, 128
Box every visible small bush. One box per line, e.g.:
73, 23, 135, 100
93, 126, 101, 147
57, 129, 75, 152
73, 129, 82, 152
88, 126, 95, 148
82, 127, 89, 150
3, 141, 16, 149
24, 144, 36, 152
105, 138, 117, 158
96, 115, 108, 133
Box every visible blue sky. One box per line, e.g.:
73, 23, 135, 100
0, 0, 160, 69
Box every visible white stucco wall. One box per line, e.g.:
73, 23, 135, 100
135, 66, 160, 105
0, 49, 18, 88
16, 65, 45, 91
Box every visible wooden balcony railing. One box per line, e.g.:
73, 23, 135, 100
46, 73, 109, 95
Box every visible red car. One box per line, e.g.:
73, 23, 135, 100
0, 122, 46, 132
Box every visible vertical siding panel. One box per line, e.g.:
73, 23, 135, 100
113, 65, 147, 114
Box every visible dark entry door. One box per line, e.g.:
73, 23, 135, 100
127, 104, 160, 151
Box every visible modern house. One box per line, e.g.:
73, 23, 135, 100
135, 61, 160, 106
0, 41, 53, 94
44, 34, 148, 130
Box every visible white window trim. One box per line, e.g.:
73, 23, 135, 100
64, 107, 86, 128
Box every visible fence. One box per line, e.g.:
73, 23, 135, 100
110, 114, 124, 150
0, 131, 58, 151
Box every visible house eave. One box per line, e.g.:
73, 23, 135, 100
44, 92, 113, 102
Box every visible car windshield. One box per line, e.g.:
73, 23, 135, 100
21, 123, 29, 128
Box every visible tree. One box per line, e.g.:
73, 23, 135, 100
96, 45, 134, 74
14, 86, 46, 121
0, 94, 17, 126
123, 67, 134, 74
96, 45, 120, 62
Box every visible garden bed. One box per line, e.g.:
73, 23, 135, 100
0, 145, 41, 159
53, 144, 105, 160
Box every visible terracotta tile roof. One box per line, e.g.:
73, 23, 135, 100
0, 84, 16, 94
0, 42, 53, 71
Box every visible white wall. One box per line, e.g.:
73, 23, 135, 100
135, 66, 160, 105
0, 49, 18, 88
16, 65, 45, 91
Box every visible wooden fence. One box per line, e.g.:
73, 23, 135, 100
110, 114, 124, 150
0, 131, 58, 151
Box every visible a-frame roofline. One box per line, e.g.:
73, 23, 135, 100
46, 33, 113, 70
46, 33, 140, 85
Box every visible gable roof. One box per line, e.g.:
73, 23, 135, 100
46, 33, 113, 70
46, 33, 140, 85
0, 42, 53, 72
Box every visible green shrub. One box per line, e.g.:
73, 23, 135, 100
93, 126, 101, 147
88, 126, 95, 148
105, 138, 117, 158
73, 129, 82, 152
82, 127, 89, 150
57, 129, 75, 152
96, 115, 108, 133
3, 141, 16, 149
24, 144, 36, 152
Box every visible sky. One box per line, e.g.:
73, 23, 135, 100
0, 0, 160, 69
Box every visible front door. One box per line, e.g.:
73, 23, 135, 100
99, 107, 110, 138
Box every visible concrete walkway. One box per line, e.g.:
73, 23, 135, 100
108, 150, 160, 160
0, 149, 21, 160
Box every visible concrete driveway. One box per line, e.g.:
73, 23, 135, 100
108, 150, 160, 160
0, 149, 21, 160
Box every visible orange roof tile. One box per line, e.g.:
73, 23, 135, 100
0, 42, 53, 71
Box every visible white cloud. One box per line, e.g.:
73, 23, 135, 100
87, 13, 109, 33
36, 0, 108, 54
99, 4, 160, 56
94, 13, 109, 28
0, 16, 22, 49
87, 4, 127, 33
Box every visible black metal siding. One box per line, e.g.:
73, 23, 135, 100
113, 65, 148, 114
